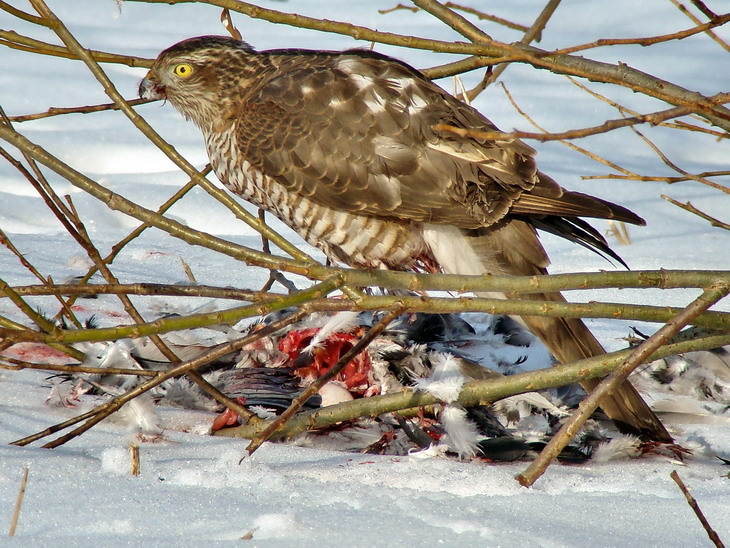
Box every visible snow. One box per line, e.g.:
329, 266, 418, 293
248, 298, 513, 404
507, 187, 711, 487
1, 0, 729, 545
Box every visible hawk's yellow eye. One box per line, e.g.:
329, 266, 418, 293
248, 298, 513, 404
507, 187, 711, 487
173, 63, 193, 78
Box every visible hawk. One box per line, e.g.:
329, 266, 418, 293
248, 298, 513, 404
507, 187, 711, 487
140, 36, 671, 441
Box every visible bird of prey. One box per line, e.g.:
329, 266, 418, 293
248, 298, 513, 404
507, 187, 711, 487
140, 35, 671, 442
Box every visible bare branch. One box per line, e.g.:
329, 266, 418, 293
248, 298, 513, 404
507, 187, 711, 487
497, 82, 637, 176
8, 99, 154, 123
442, 3, 530, 33
469, 0, 562, 99
0, 29, 152, 68
431, 98, 722, 142
412, 0, 494, 43
661, 195, 730, 231
551, 12, 730, 56
670, 470, 727, 548
629, 125, 730, 194
668, 0, 730, 53
7, 467, 29, 537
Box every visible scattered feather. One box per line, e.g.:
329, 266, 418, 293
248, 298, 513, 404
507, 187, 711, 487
494, 391, 569, 423
413, 352, 467, 402
408, 444, 450, 459
302, 311, 360, 354
116, 393, 162, 435
440, 404, 484, 459
158, 378, 219, 412
248, 405, 279, 420
592, 435, 642, 462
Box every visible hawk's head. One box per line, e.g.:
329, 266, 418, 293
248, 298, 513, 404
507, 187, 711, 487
140, 36, 257, 128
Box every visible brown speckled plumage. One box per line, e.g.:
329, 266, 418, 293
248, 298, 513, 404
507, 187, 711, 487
141, 36, 670, 441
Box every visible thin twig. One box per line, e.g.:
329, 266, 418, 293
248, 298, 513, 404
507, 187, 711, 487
551, 12, 730, 55
8, 98, 154, 123
670, 470, 726, 548
0, 0, 45, 24
443, 3, 529, 32
0, 225, 79, 327
382, 2, 529, 34
6, 281, 263, 301
412, 0, 493, 43
470, 0, 562, 99
257, 208, 298, 293
497, 81, 637, 176
433, 96, 729, 142
8, 467, 29, 537
0, 112, 86, 326
629, 125, 730, 194
668, 0, 730, 53
661, 195, 730, 231
130, 444, 140, 476
422, 55, 496, 80
565, 75, 729, 139
0, 29, 153, 68
585, 172, 730, 184
0, 357, 159, 377
690, 1, 717, 19
378, 3, 419, 15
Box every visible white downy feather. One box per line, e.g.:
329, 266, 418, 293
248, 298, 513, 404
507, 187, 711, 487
440, 404, 484, 459
413, 352, 467, 403
302, 311, 360, 354
81, 340, 138, 373
409, 444, 450, 459
248, 405, 278, 420
73, 340, 141, 392
592, 434, 642, 462
116, 393, 162, 435
163, 327, 231, 348
158, 378, 219, 411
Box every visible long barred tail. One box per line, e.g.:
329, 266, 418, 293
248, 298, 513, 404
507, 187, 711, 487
423, 222, 672, 442
517, 292, 673, 442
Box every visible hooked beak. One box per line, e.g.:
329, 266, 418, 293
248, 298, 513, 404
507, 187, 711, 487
139, 71, 165, 100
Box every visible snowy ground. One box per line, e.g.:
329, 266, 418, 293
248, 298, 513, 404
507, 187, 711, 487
1, 1, 729, 545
